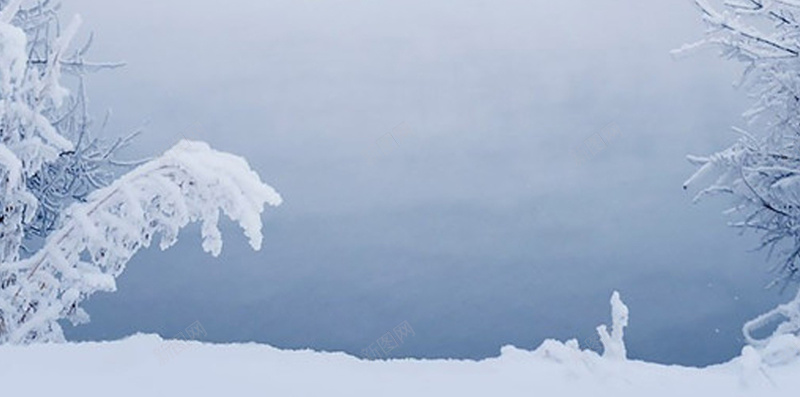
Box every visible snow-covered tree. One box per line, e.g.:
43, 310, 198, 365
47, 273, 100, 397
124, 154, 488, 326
678, 0, 800, 350
678, 0, 800, 287
0, 1, 282, 343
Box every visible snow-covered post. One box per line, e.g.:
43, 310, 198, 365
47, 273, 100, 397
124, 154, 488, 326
597, 291, 629, 360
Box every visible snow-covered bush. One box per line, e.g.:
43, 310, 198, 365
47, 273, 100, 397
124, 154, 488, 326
678, 0, 800, 287
679, 0, 800, 351
0, 1, 281, 343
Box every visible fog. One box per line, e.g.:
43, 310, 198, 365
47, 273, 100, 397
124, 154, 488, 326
59, 0, 787, 366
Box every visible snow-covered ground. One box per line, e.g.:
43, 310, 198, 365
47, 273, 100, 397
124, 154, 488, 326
1, 333, 796, 396
4, 291, 797, 396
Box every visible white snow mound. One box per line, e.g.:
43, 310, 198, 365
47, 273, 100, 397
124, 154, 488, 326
0, 333, 798, 396
2, 291, 800, 396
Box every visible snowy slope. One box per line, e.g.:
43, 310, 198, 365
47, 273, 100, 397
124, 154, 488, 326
0, 333, 796, 397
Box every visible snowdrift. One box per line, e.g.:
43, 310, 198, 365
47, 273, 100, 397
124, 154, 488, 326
4, 290, 799, 396
0, 333, 798, 396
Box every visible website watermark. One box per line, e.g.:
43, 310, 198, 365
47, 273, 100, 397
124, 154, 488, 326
360, 320, 416, 360
154, 320, 207, 364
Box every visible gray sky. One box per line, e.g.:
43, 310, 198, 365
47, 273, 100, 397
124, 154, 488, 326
58, 0, 788, 366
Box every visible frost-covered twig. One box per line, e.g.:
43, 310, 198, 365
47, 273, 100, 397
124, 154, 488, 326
0, 0, 138, 245
681, 0, 800, 286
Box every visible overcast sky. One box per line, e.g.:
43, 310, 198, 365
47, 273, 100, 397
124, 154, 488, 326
55, 0, 789, 366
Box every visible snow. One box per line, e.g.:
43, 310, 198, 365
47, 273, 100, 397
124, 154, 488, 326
0, 140, 282, 344
40, 14, 82, 109
2, 3, 799, 394
743, 289, 800, 349
0, 142, 22, 189
3, 291, 798, 396
0, 16, 26, 91
0, 0, 21, 24
679, 0, 800, 286
0, 333, 795, 396
597, 290, 628, 360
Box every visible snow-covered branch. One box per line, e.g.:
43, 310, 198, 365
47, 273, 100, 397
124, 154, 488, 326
0, 140, 282, 343
681, 0, 800, 286
0, 2, 283, 344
